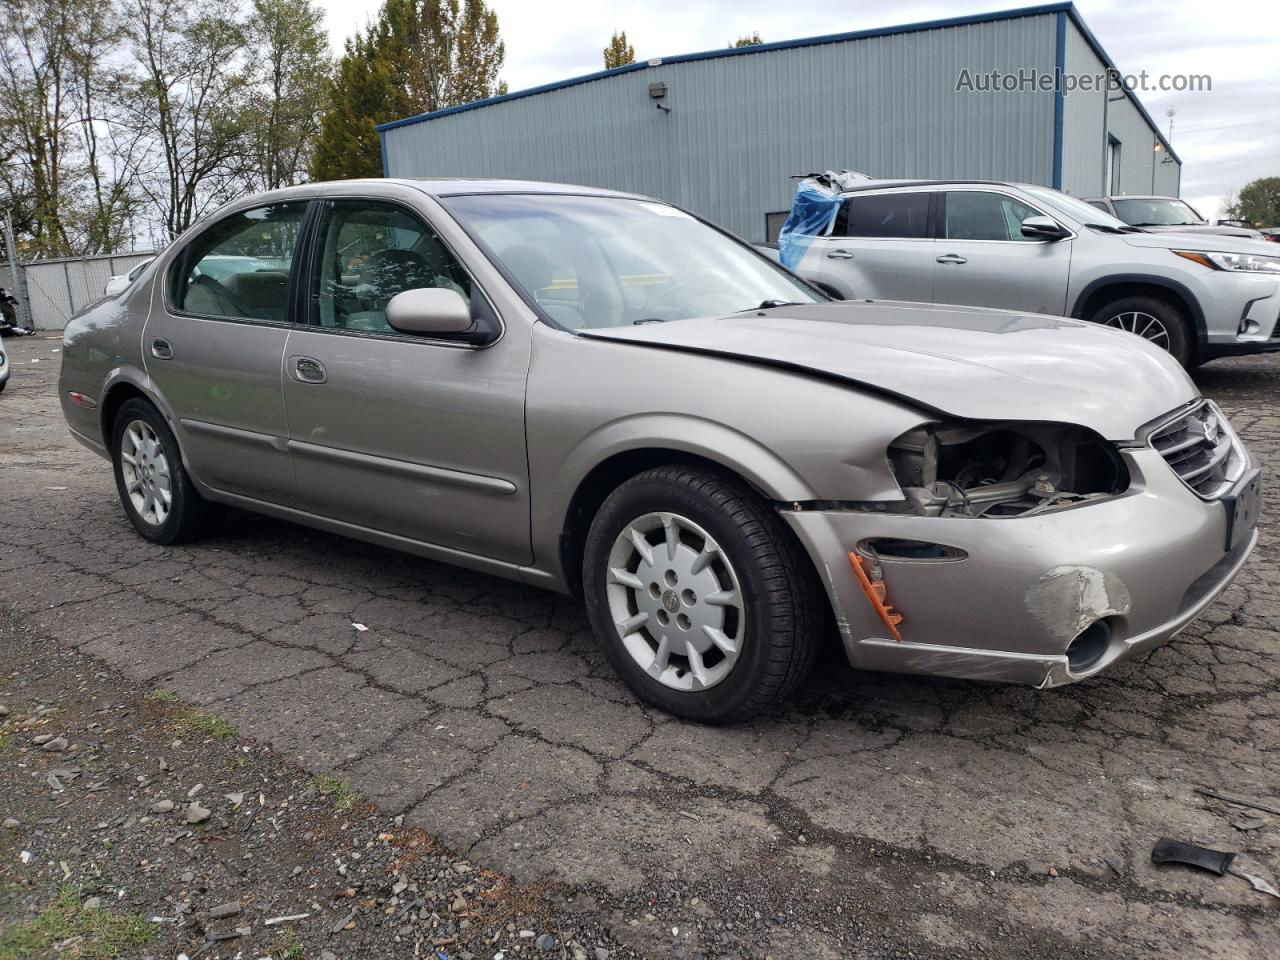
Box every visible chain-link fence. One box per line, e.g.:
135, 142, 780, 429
0, 250, 159, 331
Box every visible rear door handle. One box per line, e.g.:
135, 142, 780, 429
291, 356, 327, 384
825, 249, 855, 260
150, 338, 173, 359
936, 254, 968, 264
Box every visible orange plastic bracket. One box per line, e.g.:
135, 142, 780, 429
848, 552, 904, 643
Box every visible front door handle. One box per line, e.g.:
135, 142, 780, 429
825, 249, 855, 260
150, 338, 173, 359
936, 254, 968, 264
291, 356, 326, 384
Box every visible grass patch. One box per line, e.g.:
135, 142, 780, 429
167, 707, 236, 742
0, 886, 154, 960
145, 688, 179, 704
270, 931, 305, 959
0, 720, 12, 751
308, 773, 362, 814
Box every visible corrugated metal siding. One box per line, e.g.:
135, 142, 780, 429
1060, 22, 1107, 197
1106, 94, 1180, 197
385, 15, 1058, 240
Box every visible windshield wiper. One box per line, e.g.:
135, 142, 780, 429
633, 318, 667, 325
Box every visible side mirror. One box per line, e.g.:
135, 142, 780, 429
1020, 215, 1070, 241
386, 287, 474, 336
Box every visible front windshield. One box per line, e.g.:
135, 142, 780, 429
1111, 197, 1205, 227
1022, 185, 1131, 230
443, 194, 823, 330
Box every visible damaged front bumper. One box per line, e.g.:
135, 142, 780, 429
782, 446, 1257, 687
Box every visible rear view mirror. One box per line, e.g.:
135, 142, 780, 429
1020, 215, 1070, 241
386, 288, 473, 335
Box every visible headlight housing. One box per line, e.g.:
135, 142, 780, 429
1174, 250, 1280, 274
887, 420, 1129, 518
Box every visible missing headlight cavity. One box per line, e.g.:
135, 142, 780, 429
889, 421, 1128, 518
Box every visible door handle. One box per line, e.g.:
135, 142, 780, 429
936, 254, 968, 264
291, 356, 327, 384
825, 249, 855, 260
150, 338, 173, 359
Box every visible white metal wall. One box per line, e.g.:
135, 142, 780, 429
384, 15, 1060, 241
0, 252, 156, 331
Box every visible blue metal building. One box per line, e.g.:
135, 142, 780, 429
378, 2, 1181, 242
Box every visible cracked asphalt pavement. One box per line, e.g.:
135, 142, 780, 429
3, 333, 1280, 958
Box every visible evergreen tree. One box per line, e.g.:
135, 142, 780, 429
312, 0, 505, 181
603, 30, 635, 69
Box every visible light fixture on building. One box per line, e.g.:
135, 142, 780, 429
649, 81, 671, 113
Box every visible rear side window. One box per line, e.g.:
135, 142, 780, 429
170, 202, 307, 322
307, 200, 473, 336
832, 193, 931, 238
943, 191, 1042, 242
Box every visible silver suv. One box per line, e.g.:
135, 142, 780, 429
782, 179, 1280, 367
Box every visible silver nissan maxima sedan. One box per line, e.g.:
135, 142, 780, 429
58, 179, 1260, 722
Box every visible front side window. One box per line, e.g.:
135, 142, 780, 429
443, 194, 821, 330
308, 200, 472, 335
171, 202, 306, 322
943, 192, 1042, 242
832, 193, 931, 238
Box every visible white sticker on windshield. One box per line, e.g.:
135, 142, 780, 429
638, 202, 693, 218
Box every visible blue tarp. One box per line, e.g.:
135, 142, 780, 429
777, 180, 841, 270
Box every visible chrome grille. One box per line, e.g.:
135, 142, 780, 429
1149, 401, 1245, 499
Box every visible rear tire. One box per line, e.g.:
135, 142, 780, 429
1088, 295, 1192, 367
583, 465, 823, 723
110, 397, 220, 544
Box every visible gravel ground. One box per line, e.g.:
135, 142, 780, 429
2, 332, 1280, 959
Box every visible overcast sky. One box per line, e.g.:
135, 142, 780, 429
318, 0, 1279, 218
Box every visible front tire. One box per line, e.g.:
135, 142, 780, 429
1088, 295, 1192, 367
583, 465, 823, 723
111, 397, 219, 544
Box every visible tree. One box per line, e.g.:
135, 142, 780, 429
242, 0, 332, 191
120, 0, 251, 239
1225, 177, 1280, 228
603, 30, 634, 69
312, 0, 506, 182
731, 32, 763, 47
0, 0, 135, 256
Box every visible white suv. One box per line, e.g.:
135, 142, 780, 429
779, 179, 1280, 367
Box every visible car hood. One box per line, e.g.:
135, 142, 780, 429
1135, 224, 1261, 239
1121, 230, 1277, 253
580, 301, 1197, 440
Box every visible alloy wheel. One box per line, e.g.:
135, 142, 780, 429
604, 511, 745, 691
1103, 311, 1171, 350
119, 419, 172, 526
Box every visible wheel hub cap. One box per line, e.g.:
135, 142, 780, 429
120, 420, 172, 526
605, 511, 744, 692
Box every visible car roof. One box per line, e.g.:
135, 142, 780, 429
1087, 195, 1181, 201
230, 178, 650, 206
835, 178, 1039, 195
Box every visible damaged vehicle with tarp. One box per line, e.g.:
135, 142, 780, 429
59, 178, 1260, 723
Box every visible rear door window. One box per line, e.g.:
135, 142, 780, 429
832, 193, 931, 238
171, 202, 307, 322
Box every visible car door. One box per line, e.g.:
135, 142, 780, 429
806, 190, 936, 301
281, 194, 533, 565
931, 190, 1072, 315
143, 200, 306, 501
